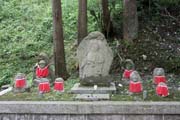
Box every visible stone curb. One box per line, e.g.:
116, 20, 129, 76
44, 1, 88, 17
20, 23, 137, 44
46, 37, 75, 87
0, 101, 179, 115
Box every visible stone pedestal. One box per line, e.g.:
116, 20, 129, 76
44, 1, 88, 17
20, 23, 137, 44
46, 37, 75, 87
71, 83, 116, 100
75, 94, 110, 100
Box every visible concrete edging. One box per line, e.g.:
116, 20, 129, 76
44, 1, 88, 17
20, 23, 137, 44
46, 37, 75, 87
0, 101, 179, 115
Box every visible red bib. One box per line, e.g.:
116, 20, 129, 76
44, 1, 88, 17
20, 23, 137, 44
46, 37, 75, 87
54, 81, 64, 92
123, 69, 133, 79
129, 81, 142, 93
154, 76, 166, 84
156, 84, 169, 97
36, 66, 49, 78
38, 82, 50, 93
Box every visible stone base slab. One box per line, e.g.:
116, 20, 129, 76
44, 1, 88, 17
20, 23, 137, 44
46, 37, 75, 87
71, 83, 116, 94
75, 94, 110, 100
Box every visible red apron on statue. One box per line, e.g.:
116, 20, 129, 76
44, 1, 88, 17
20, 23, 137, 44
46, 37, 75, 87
156, 83, 169, 97
36, 65, 49, 78
129, 81, 142, 93
54, 81, 64, 92
15, 79, 26, 88
38, 82, 50, 93
154, 76, 166, 84
123, 69, 133, 79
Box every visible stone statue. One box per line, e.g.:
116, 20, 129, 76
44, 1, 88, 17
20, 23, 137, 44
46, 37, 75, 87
153, 68, 166, 84
13, 73, 28, 93
129, 71, 143, 93
122, 59, 135, 82
33, 54, 54, 86
80, 40, 104, 79
77, 31, 113, 86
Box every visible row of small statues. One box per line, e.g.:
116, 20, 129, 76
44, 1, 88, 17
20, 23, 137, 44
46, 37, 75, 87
13, 53, 64, 93
13, 55, 169, 98
122, 59, 169, 97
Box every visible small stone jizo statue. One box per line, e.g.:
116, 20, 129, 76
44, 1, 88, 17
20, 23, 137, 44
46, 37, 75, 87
156, 82, 169, 97
153, 68, 166, 84
122, 59, 135, 82
33, 59, 54, 86
13, 73, 28, 93
129, 71, 143, 93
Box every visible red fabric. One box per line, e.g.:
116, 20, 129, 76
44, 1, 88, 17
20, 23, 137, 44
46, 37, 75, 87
129, 81, 142, 93
123, 69, 133, 79
15, 79, 26, 88
154, 76, 166, 84
36, 66, 49, 78
156, 84, 169, 97
54, 81, 64, 92
38, 82, 50, 93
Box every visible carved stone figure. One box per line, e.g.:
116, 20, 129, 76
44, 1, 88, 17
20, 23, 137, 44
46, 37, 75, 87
129, 71, 143, 93
122, 59, 135, 81
13, 73, 28, 93
77, 31, 113, 86
153, 68, 166, 84
33, 59, 54, 86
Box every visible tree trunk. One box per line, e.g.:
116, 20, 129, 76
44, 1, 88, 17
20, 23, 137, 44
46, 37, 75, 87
78, 0, 87, 45
123, 0, 138, 42
52, 0, 69, 80
102, 0, 113, 39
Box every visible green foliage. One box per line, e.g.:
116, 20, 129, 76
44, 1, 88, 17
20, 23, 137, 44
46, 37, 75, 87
0, 0, 99, 87
0, 0, 53, 86
158, 0, 180, 6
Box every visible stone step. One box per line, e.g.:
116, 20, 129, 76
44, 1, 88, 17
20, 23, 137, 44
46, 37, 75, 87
75, 94, 110, 101
71, 83, 116, 94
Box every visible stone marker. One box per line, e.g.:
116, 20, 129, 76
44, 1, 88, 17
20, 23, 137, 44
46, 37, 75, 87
71, 83, 116, 94
129, 71, 143, 93
72, 31, 115, 100
13, 73, 27, 93
77, 31, 113, 86
153, 68, 167, 84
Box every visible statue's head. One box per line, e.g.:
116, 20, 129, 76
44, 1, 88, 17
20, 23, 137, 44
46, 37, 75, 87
125, 59, 135, 70
153, 68, 165, 76
130, 71, 141, 82
55, 77, 64, 82
37, 52, 49, 64
38, 60, 46, 68
158, 82, 166, 86
15, 73, 25, 79
90, 40, 100, 52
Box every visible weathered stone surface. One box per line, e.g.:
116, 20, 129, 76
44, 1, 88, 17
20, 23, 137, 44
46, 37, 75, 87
0, 102, 180, 120
77, 31, 113, 86
71, 83, 116, 94
75, 94, 110, 100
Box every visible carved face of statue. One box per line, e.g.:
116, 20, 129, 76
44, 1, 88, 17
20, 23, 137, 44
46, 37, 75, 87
39, 60, 46, 68
15, 73, 25, 79
130, 71, 141, 82
90, 41, 100, 52
153, 68, 165, 76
